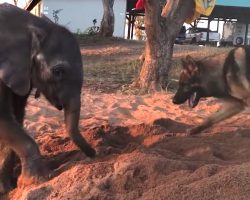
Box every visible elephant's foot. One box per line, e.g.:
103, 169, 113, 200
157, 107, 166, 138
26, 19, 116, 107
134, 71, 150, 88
17, 174, 47, 189
0, 145, 18, 194
17, 158, 50, 188
0, 175, 14, 195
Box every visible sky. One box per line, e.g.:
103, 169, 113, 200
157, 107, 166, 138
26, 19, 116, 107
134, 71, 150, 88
0, 0, 248, 39
0, 0, 28, 7
217, 0, 250, 7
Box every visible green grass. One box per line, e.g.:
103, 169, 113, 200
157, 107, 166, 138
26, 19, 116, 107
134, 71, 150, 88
80, 35, 232, 93
84, 59, 141, 83
76, 34, 144, 47
84, 59, 142, 93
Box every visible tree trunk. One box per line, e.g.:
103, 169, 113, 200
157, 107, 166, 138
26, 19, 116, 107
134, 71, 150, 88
134, 0, 194, 91
99, 0, 115, 37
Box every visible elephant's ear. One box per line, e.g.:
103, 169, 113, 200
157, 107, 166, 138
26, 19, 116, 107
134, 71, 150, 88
29, 25, 46, 57
0, 25, 46, 96
0, 57, 31, 96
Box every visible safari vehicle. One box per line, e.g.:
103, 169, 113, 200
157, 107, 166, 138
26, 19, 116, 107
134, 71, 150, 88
185, 27, 220, 45
220, 22, 250, 46
175, 26, 186, 44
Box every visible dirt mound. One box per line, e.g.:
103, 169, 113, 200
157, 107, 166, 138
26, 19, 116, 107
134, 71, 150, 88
8, 119, 250, 200
2, 91, 250, 200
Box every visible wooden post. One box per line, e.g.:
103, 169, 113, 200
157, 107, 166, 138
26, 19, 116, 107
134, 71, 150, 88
216, 18, 219, 32
244, 23, 249, 45
206, 18, 211, 43
131, 15, 136, 39
127, 13, 132, 39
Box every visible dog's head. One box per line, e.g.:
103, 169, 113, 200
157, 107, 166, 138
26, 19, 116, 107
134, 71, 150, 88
173, 55, 203, 108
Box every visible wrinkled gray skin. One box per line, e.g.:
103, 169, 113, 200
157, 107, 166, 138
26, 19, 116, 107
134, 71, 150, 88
0, 3, 95, 194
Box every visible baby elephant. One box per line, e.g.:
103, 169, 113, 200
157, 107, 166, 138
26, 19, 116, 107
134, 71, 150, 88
0, 3, 95, 193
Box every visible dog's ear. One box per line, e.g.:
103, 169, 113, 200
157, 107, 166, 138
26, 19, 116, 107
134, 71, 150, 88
181, 55, 194, 66
181, 55, 199, 76
182, 55, 198, 72
185, 55, 195, 64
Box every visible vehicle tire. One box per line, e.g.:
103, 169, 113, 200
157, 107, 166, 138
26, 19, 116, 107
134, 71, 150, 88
235, 37, 243, 45
220, 41, 226, 47
191, 38, 196, 44
199, 41, 206, 46
209, 42, 217, 46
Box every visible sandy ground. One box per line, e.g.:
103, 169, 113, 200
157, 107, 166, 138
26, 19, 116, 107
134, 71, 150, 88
1, 39, 248, 199
5, 88, 250, 200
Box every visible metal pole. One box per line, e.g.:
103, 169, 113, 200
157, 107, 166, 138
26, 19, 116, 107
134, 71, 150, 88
206, 18, 211, 44
244, 23, 249, 45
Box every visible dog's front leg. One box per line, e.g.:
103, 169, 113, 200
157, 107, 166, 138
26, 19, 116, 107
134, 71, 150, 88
188, 99, 245, 135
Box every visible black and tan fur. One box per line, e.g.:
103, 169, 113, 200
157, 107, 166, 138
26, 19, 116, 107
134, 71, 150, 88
173, 46, 250, 134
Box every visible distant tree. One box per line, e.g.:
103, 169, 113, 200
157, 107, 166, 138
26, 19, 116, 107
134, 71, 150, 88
52, 9, 63, 24
84, 19, 100, 35
99, 0, 115, 37
134, 0, 194, 91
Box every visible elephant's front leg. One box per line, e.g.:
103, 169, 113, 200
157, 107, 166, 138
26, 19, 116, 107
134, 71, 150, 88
0, 120, 46, 187
0, 93, 32, 194
0, 85, 47, 189
0, 143, 16, 194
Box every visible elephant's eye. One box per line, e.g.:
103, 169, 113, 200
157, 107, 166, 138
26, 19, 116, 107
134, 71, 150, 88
52, 66, 64, 80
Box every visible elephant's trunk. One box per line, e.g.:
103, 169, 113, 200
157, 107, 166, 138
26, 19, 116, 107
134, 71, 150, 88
64, 94, 96, 157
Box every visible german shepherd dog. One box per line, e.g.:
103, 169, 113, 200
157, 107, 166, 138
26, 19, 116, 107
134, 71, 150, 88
173, 47, 250, 134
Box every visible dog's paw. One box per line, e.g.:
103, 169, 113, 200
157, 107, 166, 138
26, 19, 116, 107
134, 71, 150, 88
187, 126, 203, 135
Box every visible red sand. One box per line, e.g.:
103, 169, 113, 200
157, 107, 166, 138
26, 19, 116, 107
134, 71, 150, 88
5, 90, 250, 200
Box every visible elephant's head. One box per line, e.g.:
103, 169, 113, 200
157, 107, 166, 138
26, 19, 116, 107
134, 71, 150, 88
30, 22, 83, 111
0, 4, 95, 158
30, 18, 96, 157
